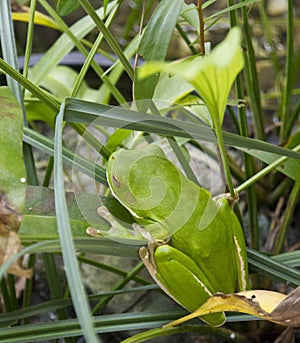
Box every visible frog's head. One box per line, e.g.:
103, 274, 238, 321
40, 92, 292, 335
106, 147, 146, 208
106, 144, 179, 219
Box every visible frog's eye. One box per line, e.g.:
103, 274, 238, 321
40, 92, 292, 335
112, 175, 120, 188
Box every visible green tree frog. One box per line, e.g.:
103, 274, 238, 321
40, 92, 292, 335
89, 144, 249, 326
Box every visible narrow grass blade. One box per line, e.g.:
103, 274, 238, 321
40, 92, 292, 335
54, 103, 100, 342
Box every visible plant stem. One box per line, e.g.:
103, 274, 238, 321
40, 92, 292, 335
273, 181, 300, 254
22, 254, 35, 324
176, 23, 198, 55
197, 0, 205, 55
214, 121, 235, 197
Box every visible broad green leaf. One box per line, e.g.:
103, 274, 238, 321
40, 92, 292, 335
40, 65, 102, 102
182, 102, 213, 126
134, 0, 184, 101
0, 87, 26, 211
180, 3, 200, 34
0, 87, 31, 278
153, 73, 194, 104
138, 0, 184, 61
139, 27, 244, 126
25, 101, 56, 128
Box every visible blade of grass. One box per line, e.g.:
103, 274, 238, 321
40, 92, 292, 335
273, 250, 300, 268
241, 0, 265, 141
247, 248, 300, 287
42, 253, 69, 320
0, 310, 254, 343
54, 102, 100, 343
0, 58, 60, 111
29, 1, 116, 85
279, 0, 295, 142
7, 275, 18, 311
0, 278, 12, 312
39, 0, 127, 105
205, 0, 261, 22
23, 127, 107, 185
71, 1, 121, 98
22, 0, 37, 81
77, 0, 134, 81
63, 98, 300, 160
22, 253, 36, 324
2, 235, 298, 290
273, 182, 300, 254
17, 3, 71, 324
0, 285, 159, 326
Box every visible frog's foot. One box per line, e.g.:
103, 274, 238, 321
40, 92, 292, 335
213, 189, 239, 207
86, 227, 100, 237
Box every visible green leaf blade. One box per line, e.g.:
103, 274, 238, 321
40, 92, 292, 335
0, 87, 26, 211
139, 27, 244, 125
135, 0, 184, 101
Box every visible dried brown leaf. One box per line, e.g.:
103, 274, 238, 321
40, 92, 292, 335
0, 192, 32, 278
0, 231, 32, 278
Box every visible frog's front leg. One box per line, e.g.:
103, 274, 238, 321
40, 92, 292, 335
87, 206, 170, 242
86, 205, 145, 240
140, 244, 226, 326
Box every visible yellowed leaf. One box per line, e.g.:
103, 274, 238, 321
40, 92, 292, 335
165, 287, 300, 328
12, 6, 61, 31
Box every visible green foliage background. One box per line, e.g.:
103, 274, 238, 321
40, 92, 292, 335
0, 0, 299, 342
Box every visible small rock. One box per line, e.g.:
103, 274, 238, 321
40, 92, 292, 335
267, 0, 288, 16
